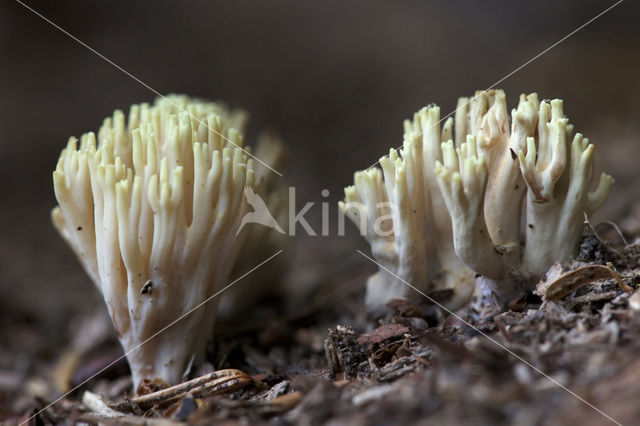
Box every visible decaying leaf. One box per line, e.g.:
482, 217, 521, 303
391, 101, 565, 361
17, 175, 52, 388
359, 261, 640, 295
535, 262, 633, 301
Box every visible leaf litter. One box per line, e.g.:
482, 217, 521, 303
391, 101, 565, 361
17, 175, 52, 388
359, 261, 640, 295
4, 227, 640, 425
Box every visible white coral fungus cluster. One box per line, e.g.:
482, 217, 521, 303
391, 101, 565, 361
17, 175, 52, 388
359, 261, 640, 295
342, 90, 613, 311
52, 95, 281, 388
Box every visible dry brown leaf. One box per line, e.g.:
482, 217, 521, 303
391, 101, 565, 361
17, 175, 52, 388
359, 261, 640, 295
535, 263, 632, 301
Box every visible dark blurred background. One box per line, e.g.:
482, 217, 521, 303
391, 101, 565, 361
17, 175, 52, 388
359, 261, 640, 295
1, 0, 639, 350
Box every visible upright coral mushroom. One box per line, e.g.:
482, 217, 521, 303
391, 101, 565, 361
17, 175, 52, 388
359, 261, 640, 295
52, 95, 271, 389
340, 106, 476, 312
342, 89, 613, 311
434, 90, 541, 304
436, 90, 613, 305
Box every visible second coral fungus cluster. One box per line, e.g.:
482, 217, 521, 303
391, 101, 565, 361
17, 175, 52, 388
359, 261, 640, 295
342, 90, 613, 311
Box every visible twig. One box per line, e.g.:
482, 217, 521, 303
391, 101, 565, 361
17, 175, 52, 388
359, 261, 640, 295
110, 369, 253, 411
595, 221, 629, 246
583, 212, 621, 255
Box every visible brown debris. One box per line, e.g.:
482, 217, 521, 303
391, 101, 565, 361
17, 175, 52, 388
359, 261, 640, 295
163, 396, 198, 421
112, 369, 253, 411
8, 226, 640, 425
324, 325, 368, 379
356, 324, 409, 347
535, 262, 632, 301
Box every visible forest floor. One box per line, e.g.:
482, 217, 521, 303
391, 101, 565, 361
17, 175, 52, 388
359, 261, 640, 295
3, 226, 640, 426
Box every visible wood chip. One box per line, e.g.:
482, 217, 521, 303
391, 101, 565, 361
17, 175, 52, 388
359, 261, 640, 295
357, 324, 409, 347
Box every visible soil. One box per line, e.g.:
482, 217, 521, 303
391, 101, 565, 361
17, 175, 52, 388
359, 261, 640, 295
2, 225, 640, 426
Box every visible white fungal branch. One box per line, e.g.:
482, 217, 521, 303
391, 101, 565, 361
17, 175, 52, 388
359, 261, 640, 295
343, 89, 613, 310
341, 106, 476, 312
517, 100, 614, 280
443, 91, 613, 305
52, 95, 264, 389
435, 136, 503, 281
